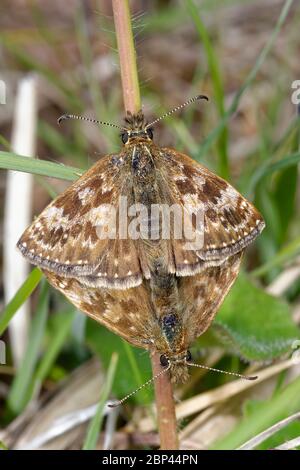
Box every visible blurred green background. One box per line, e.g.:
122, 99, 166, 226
0, 0, 300, 450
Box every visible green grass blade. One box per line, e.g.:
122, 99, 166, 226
38, 121, 84, 163
171, 120, 199, 156
121, 340, 148, 404
0, 268, 43, 336
252, 235, 300, 278
34, 308, 76, 385
0, 134, 10, 150
83, 353, 118, 450
212, 374, 300, 449
246, 151, 300, 196
86, 322, 152, 404
197, 0, 294, 159
35, 176, 58, 199
7, 281, 49, 414
187, 0, 229, 178
0, 151, 82, 181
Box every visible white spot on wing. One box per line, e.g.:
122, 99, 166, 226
78, 187, 94, 203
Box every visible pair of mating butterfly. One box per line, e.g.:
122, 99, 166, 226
18, 95, 264, 405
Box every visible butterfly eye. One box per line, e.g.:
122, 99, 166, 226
121, 132, 129, 144
186, 350, 192, 362
146, 127, 153, 140
160, 354, 169, 367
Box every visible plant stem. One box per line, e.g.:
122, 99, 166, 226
112, 0, 141, 114
112, 0, 178, 450
151, 352, 179, 450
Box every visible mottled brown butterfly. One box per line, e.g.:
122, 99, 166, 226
17, 95, 265, 387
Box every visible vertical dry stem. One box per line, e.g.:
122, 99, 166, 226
151, 352, 179, 450
112, 0, 141, 114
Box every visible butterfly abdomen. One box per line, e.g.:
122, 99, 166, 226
148, 259, 187, 355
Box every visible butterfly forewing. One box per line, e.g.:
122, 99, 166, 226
17, 152, 144, 288
157, 148, 265, 274
17, 143, 264, 286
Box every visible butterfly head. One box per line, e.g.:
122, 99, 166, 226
58, 95, 208, 146
121, 110, 153, 144
159, 350, 192, 383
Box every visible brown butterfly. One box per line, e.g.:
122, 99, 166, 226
17, 96, 265, 384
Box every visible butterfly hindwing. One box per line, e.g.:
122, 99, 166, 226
44, 270, 156, 348
179, 251, 243, 344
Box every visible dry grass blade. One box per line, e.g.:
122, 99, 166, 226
103, 406, 119, 451
266, 259, 300, 297
13, 358, 104, 449
4, 75, 37, 366
275, 435, 300, 450
139, 358, 297, 433
18, 404, 100, 450
179, 404, 222, 440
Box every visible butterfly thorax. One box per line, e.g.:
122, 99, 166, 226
122, 137, 175, 271
130, 141, 156, 186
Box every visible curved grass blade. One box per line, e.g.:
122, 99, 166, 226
197, 0, 294, 159
0, 151, 82, 181
246, 151, 300, 196
212, 374, 300, 450
7, 280, 49, 414
0, 268, 43, 336
122, 340, 149, 405
83, 353, 118, 450
33, 308, 76, 386
238, 411, 300, 450
187, 0, 229, 178
252, 235, 300, 278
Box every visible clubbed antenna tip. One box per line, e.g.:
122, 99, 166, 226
196, 94, 209, 101
57, 114, 71, 125
146, 94, 209, 129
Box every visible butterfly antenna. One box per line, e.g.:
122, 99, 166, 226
187, 362, 258, 381
146, 94, 209, 129
57, 114, 126, 130
108, 363, 171, 408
